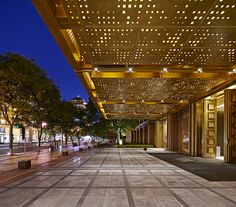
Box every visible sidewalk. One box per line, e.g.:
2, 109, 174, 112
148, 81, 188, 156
1, 148, 236, 207
0, 144, 92, 186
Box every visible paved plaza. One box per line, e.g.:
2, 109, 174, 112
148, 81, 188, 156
0, 148, 236, 207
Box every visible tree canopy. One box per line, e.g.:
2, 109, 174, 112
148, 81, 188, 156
0, 52, 139, 155
82, 99, 138, 139
0, 53, 61, 154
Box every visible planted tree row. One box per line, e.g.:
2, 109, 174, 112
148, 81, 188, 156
0, 53, 81, 155
0, 53, 138, 155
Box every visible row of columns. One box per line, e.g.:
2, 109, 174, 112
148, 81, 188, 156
131, 120, 164, 148
128, 90, 236, 163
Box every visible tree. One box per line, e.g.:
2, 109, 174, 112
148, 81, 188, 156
0, 53, 60, 155
93, 119, 138, 141
29, 79, 61, 151
82, 99, 138, 141
110, 119, 138, 144
89, 118, 111, 138
55, 101, 78, 147
86, 98, 101, 124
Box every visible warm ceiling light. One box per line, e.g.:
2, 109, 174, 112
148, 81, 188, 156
128, 67, 133, 72
180, 100, 183, 103
161, 100, 164, 103
94, 67, 98, 72
163, 67, 168, 72
122, 100, 125, 103
197, 68, 203, 73
229, 69, 236, 75
141, 100, 144, 103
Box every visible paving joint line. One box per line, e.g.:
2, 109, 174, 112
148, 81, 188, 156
75, 167, 100, 207
54, 150, 93, 168
126, 149, 146, 167
147, 156, 236, 206
118, 149, 124, 168
22, 169, 77, 207
0, 171, 38, 194
0, 150, 90, 191
185, 176, 236, 205
2, 148, 236, 207
122, 169, 135, 207
147, 165, 190, 207
63, 151, 96, 168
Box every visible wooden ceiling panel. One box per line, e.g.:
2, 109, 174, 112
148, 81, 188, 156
107, 114, 163, 120
93, 77, 225, 101
201, 0, 236, 26
33, 0, 236, 119
58, 0, 236, 66
103, 104, 174, 114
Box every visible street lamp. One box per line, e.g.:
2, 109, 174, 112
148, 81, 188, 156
41, 122, 47, 128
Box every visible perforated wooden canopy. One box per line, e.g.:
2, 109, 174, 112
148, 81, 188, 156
33, 0, 236, 119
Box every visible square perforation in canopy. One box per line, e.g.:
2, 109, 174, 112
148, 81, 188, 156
33, 0, 236, 119
133, 48, 181, 65
107, 113, 164, 120
93, 78, 225, 101
174, 48, 235, 65
58, 0, 236, 66
103, 104, 173, 114
186, 28, 236, 48
90, 48, 134, 65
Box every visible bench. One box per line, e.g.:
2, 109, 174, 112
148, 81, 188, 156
18, 160, 31, 169
62, 151, 69, 156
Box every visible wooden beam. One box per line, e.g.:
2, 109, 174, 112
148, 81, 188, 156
32, 0, 82, 70
98, 100, 185, 105
91, 71, 234, 79
81, 73, 108, 119
77, 64, 236, 73
106, 112, 163, 116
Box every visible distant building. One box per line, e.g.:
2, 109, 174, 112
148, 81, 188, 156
0, 114, 37, 144
69, 96, 87, 109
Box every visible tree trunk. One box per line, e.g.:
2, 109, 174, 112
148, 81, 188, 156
61, 132, 63, 148
117, 128, 120, 145
119, 129, 122, 141
9, 124, 14, 156
65, 134, 68, 147
70, 136, 74, 145
53, 135, 56, 147
37, 127, 43, 152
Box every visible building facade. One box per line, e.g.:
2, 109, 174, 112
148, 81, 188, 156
0, 117, 38, 144
131, 84, 236, 162
69, 96, 86, 109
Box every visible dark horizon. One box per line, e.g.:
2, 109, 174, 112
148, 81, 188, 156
0, 1, 89, 101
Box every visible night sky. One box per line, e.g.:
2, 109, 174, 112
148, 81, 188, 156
0, 1, 89, 101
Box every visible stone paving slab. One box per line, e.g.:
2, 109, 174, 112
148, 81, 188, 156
0, 148, 236, 207
148, 152, 236, 181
